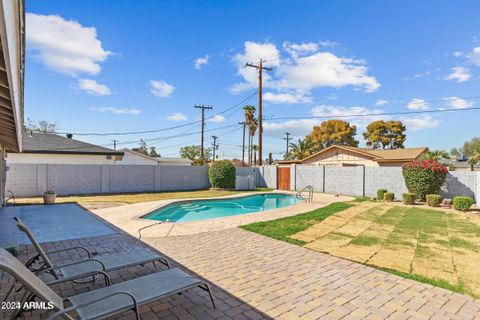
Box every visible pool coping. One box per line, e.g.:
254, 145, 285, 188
91, 191, 354, 237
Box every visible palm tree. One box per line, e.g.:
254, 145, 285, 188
423, 149, 450, 161
252, 144, 258, 165
288, 139, 314, 160
243, 105, 256, 166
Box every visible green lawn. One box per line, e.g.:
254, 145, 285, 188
240, 202, 354, 245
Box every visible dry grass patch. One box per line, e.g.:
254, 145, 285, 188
14, 189, 249, 209
292, 204, 480, 298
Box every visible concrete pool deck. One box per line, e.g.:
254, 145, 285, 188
92, 191, 353, 237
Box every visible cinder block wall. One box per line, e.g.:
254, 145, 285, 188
258, 165, 479, 203
5, 164, 257, 197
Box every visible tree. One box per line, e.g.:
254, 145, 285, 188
286, 139, 314, 160
252, 144, 258, 165
423, 150, 450, 161
149, 146, 160, 158
180, 145, 212, 164
24, 118, 58, 133
363, 120, 406, 149
243, 105, 256, 166
138, 139, 148, 155
467, 151, 480, 171
306, 120, 358, 152
450, 147, 461, 158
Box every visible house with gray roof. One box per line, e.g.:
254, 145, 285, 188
7, 132, 124, 164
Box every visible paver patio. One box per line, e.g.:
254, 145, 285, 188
2, 201, 480, 319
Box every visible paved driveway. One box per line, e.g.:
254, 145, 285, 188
146, 228, 480, 320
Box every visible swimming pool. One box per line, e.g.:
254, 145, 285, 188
142, 193, 300, 223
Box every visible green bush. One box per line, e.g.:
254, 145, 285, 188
377, 189, 388, 201
453, 196, 474, 211
384, 192, 395, 202
208, 160, 236, 189
402, 193, 417, 205
426, 194, 442, 207
402, 160, 448, 201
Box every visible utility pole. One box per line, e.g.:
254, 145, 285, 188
283, 132, 292, 156
194, 105, 212, 159
112, 139, 118, 151
211, 136, 218, 161
246, 59, 272, 166
239, 121, 246, 166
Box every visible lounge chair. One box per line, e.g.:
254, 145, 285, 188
0, 248, 215, 320
14, 217, 170, 282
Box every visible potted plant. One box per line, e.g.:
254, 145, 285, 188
43, 188, 56, 205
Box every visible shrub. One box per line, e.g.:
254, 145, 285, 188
208, 160, 236, 189
426, 194, 442, 207
402, 193, 417, 205
384, 192, 395, 202
453, 196, 474, 211
402, 159, 448, 201
377, 189, 388, 201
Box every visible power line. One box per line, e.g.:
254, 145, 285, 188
265, 106, 480, 121
211, 136, 218, 161
54, 90, 257, 136
194, 104, 213, 159
283, 132, 292, 156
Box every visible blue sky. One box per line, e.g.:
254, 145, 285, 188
25, 1, 480, 159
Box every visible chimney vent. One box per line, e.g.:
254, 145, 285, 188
66, 133, 73, 139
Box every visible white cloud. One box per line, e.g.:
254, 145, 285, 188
231, 41, 380, 96
444, 67, 470, 83
264, 118, 321, 137
283, 42, 319, 58
167, 113, 187, 121
326, 93, 337, 100
264, 91, 312, 104
77, 79, 111, 96
207, 115, 225, 123
443, 96, 474, 109
467, 47, 480, 66
406, 98, 429, 110
310, 105, 385, 129
319, 40, 339, 48
149, 80, 175, 98
26, 13, 111, 76
404, 115, 440, 131
374, 99, 388, 107
89, 107, 141, 115
194, 54, 209, 70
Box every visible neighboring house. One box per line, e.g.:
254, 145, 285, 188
7, 132, 124, 164
277, 145, 428, 167
0, 0, 24, 205
119, 148, 192, 166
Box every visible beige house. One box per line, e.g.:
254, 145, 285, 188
0, 0, 24, 205
279, 145, 428, 167
119, 148, 192, 166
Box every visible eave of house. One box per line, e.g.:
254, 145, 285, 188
0, 0, 24, 152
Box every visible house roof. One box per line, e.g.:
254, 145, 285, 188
19, 132, 124, 156
300, 145, 428, 163
122, 148, 193, 164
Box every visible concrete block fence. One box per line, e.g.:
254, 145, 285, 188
6, 164, 257, 197
256, 165, 479, 203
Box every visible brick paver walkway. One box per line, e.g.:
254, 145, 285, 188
2, 225, 480, 319
146, 229, 480, 320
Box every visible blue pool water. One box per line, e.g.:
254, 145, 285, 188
142, 193, 300, 222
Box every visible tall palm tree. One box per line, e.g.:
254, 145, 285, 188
252, 144, 258, 165
288, 139, 313, 160
243, 105, 256, 166
248, 118, 258, 165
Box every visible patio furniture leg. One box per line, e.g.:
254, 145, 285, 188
199, 283, 216, 308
